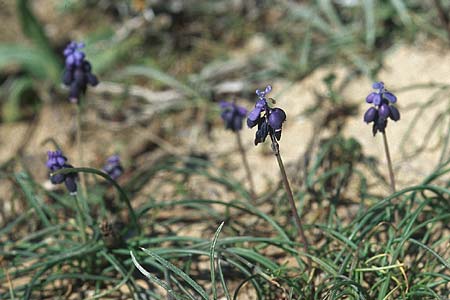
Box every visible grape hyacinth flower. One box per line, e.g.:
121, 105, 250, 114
364, 81, 399, 200
103, 155, 124, 180
46, 150, 78, 194
219, 100, 256, 197
219, 101, 247, 132
247, 84, 311, 275
364, 82, 400, 136
247, 85, 287, 145
62, 41, 99, 103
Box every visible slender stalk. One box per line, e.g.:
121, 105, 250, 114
76, 103, 88, 199
235, 131, 256, 198
382, 131, 399, 224
382, 132, 396, 193
75, 192, 94, 272
74, 194, 87, 243
269, 135, 312, 273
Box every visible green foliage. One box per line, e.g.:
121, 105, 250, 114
2, 151, 449, 298
16, 0, 61, 81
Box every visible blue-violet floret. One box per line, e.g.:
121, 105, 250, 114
62, 41, 99, 103
46, 150, 78, 194
364, 82, 400, 136
219, 101, 247, 132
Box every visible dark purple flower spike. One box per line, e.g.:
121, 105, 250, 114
46, 150, 78, 194
364, 81, 399, 205
220, 100, 256, 197
247, 85, 287, 145
364, 81, 400, 136
62, 41, 99, 103
103, 155, 124, 180
219, 101, 247, 132
246, 84, 311, 275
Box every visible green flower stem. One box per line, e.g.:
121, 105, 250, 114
76, 103, 88, 199
74, 193, 87, 243
382, 132, 396, 193
382, 131, 399, 224
269, 134, 312, 275
235, 131, 256, 199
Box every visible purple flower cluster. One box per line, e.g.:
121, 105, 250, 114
364, 82, 400, 135
62, 42, 99, 103
46, 150, 78, 194
247, 85, 286, 145
103, 155, 124, 180
219, 101, 247, 132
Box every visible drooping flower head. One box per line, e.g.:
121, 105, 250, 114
219, 101, 247, 132
247, 85, 286, 145
364, 82, 400, 136
62, 41, 99, 103
46, 150, 78, 194
103, 155, 124, 180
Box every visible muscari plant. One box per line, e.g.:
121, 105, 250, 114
219, 100, 256, 197
44, 42, 101, 244
62, 41, 99, 197
364, 81, 400, 194
62, 41, 99, 103
247, 85, 312, 277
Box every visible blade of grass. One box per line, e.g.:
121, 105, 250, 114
363, 0, 376, 49
15, 173, 51, 227
210, 221, 225, 300
389, 0, 412, 26
139, 247, 209, 300
130, 250, 194, 300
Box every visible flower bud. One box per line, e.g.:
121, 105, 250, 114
268, 108, 286, 130
64, 176, 78, 194
366, 92, 376, 104
363, 107, 377, 123
379, 103, 390, 119
389, 105, 400, 121
255, 120, 269, 145
372, 82, 384, 89
383, 92, 397, 103
103, 155, 124, 180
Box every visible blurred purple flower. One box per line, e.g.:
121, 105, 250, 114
364, 82, 400, 135
247, 85, 286, 145
220, 101, 247, 132
103, 155, 124, 180
46, 150, 78, 194
62, 41, 98, 103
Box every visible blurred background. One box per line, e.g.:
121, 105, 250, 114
1, 0, 450, 298
1, 0, 449, 196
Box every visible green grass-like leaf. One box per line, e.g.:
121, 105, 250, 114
210, 221, 225, 300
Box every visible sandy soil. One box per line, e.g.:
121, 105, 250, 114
208, 42, 450, 194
